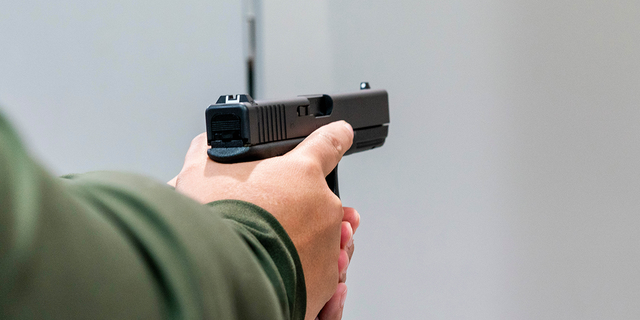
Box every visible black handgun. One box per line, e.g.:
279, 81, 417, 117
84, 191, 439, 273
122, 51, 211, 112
205, 82, 390, 197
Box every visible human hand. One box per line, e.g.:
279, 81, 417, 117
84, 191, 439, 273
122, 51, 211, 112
169, 121, 354, 319
316, 207, 360, 320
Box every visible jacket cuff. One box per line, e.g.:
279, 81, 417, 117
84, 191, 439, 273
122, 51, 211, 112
207, 199, 307, 320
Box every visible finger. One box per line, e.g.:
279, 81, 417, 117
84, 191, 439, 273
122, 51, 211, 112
184, 132, 209, 164
317, 283, 348, 320
167, 176, 177, 187
288, 121, 354, 177
341, 221, 353, 249
338, 249, 349, 283
346, 237, 354, 261
342, 207, 360, 234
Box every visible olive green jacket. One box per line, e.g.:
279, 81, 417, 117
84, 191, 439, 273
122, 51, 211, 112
0, 112, 306, 319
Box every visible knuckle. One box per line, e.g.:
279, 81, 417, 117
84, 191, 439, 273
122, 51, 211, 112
288, 154, 323, 178
352, 211, 360, 228
190, 133, 206, 147
317, 130, 343, 159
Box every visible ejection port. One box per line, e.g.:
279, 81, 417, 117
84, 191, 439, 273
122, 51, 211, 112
297, 105, 309, 116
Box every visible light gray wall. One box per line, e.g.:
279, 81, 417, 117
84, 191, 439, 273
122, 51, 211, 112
253, 0, 334, 99
0, 0, 245, 181
4, 1, 640, 319
258, 1, 640, 319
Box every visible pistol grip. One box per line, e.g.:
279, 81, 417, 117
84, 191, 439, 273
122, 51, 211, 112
326, 165, 340, 198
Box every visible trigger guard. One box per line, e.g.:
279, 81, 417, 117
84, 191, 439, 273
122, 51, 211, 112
326, 166, 339, 198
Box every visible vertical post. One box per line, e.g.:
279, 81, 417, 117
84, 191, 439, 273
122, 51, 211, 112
246, 14, 256, 98
244, 0, 257, 98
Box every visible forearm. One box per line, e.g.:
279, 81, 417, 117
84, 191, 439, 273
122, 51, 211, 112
0, 112, 304, 319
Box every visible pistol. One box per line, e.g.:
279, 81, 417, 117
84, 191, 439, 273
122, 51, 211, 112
205, 82, 390, 197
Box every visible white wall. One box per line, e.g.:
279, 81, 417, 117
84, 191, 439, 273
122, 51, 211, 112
258, 1, 640, 319
0, 0, 245, 181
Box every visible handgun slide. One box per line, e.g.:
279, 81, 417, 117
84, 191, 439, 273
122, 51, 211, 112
206, 87, 389, 163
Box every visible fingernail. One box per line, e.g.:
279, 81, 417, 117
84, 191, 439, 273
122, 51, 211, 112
340, 287, 348, 308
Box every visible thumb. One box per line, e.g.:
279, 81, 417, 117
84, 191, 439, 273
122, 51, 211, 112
288, 121, 354, 177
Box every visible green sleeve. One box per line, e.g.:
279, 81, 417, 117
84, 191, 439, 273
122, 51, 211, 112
0, 111, 306, 320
